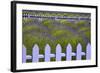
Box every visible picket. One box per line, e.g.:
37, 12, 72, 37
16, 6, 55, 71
76, 43, 85, 60
56, 44, 65, 61
22, 45, 26, 63
66, 43, 72, 60
86, 43, 91, 60
45, 44, 51, 61
45, 44, 55, 62
22, 43, 91, 63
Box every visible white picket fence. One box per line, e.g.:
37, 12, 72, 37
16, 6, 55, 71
22, 43, 91, 63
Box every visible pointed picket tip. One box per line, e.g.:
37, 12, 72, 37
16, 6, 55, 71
32, 44, 39, 49
23, 45, 26, 49
77, 43, 82, 49
45, 44, 51, 49
66, 43, 72, 49
87, 43, 91, 48
56, 44, 62, 49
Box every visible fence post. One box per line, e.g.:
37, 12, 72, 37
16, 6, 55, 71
56, 44, 62, 61
22, 45, 26, 63
45, 44, 55, 62
32, 44, 40, 62
76, 43, 85, 60
86, 43, 91, 60
56, 44, 65, 61
66, 44, 71, 61
45, 44, 51, 61
32, 44, 44, 62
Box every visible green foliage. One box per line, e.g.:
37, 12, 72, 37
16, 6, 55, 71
22, 19, 33, 24
76, 21, 87, 27
59, 19, 77, 29
41, 19, 53, 29
78, 27, 90, 32
23, 25, 33, 31
84, 31, 91, 40
51, 29, 73, 37
23, 25, 41, 32
59, 19, 72, 25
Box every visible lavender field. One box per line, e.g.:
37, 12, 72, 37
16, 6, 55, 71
22, 10, 91, 62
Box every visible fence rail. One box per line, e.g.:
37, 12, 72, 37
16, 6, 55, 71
22, 43, 91, 63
